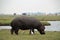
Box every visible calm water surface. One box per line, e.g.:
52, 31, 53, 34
45, 21, 60, 31
0, 21, 60, 31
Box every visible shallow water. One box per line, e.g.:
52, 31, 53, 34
45, 21, 60, 31
0, 21, 60, 31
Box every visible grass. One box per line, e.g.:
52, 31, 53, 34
33, 15, 60, 21
0, 29, 60, 40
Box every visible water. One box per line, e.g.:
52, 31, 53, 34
0, 21, 60, 31
0, 26, 11, 30
45, 21, 60, 31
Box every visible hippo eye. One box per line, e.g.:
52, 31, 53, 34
42, 25, 45, 29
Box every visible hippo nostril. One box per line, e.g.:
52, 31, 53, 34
40, 32, 45, 35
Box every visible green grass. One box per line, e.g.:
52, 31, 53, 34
0, 29, 60, 40
33, 15, 60, 21
0, 15, 60, 21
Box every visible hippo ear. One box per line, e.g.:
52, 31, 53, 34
41, 23, 45, 26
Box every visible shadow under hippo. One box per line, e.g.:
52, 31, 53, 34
10, 16, 45, 35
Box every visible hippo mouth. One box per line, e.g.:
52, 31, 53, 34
40, 31, 45, 35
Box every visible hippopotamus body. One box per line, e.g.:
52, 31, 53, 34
10, 16, 45, 35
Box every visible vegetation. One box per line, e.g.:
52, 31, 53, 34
0, 29, 60, 40
32, 15, 60, 21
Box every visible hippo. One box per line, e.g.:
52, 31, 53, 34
10, 16, 45, 35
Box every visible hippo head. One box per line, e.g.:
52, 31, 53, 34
37, 25, 45, 35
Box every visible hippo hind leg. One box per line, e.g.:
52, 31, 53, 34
14, 29, 19, 35
14, 27, 19, 35
11, 27, 19, 35
11, 28, 14, 35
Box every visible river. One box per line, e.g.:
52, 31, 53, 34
45, 21, 60, 31
0, 21, 60, 31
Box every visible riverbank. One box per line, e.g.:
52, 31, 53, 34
0, 29, 60, 40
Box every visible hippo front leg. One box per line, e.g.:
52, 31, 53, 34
29, 29, 34, 35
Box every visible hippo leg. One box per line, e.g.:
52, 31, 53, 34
32, 29, 34, 34
11, 29, 14, 35
30, 29, 34, 35
14, 28, 19, 35
15, 30, 18, 35
11, 27, 15, 35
